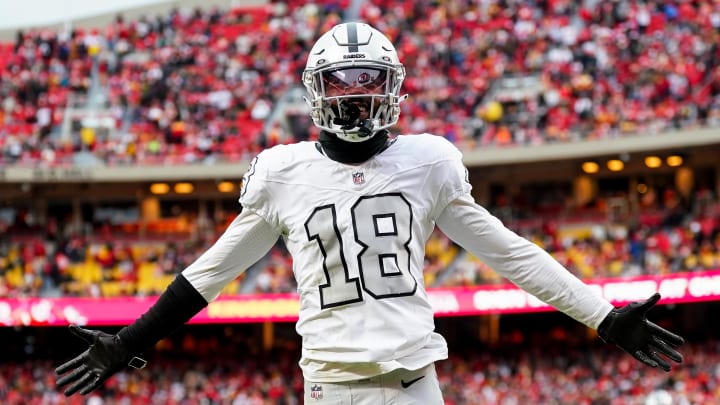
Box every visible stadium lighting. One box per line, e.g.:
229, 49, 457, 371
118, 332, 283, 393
644, 156, 662, 168
606, 159, 624, 172
217, 181, 236, 193
581, 161, 599, 174
150, 183, 170, 195
174, 183, 194, 194
666, 155, 684, 167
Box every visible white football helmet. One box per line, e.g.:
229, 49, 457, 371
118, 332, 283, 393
303, 22, 407, 142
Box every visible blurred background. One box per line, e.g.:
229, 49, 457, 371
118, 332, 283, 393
1, 0, 719, 403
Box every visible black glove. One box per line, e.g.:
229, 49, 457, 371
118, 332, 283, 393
597, 293, 684, 372
55, 325, 147, 396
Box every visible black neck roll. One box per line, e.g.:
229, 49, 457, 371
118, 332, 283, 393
318, 130, 390, 164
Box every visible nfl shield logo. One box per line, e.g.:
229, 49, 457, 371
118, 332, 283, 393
352, 172, 365, 184
310, 384, 323, 400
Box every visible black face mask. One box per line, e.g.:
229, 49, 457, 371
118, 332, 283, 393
317, 130, 390, 164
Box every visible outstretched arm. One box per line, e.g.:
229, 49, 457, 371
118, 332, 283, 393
56, 209, 280, 396
436, 194, 612, 327
436, 194, 683, 371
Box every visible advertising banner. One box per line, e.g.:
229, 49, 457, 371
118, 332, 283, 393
2, 270, 719, 326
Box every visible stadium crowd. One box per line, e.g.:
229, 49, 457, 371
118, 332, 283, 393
1, 0, 719, 165
1, 334, 718, 404
364, 0, 720, 147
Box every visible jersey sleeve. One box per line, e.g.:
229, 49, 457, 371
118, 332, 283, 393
427, 136, 472, 220
239, 151, 279, 229
182, 209, 280, 301
435, 194, 613, 329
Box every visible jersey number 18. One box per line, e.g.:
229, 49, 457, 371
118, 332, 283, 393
304, 193, 418, 309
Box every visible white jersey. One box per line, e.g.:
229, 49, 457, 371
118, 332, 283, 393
239, 134, 468, 381
183, 132, 613, 383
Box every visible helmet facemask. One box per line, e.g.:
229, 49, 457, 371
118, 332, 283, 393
303, 23, 407, 143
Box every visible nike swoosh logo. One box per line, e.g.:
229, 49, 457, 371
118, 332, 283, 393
400, 375, 425, 389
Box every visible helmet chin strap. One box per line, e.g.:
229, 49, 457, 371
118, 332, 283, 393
318, 129, 390, 164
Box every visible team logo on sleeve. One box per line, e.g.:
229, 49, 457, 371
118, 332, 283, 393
352, 171, 365, 184
310, 384, 323, 399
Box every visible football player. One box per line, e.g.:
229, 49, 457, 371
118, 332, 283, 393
56, 22, 684, 403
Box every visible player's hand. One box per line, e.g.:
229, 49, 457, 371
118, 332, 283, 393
55, 325, 147, 396
597, 293, 684, 372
